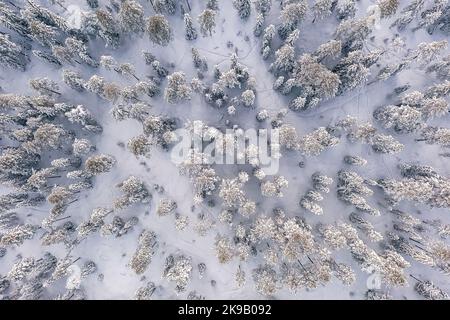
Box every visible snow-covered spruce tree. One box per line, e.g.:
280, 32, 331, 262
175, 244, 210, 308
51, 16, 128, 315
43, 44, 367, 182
85, 154, 115, 175
255, 0, 272, 16
260, 175, 288, 198
415, 280, 449, 300
253, 13, 265, 37
252, 264, 278, 296
118, 0, 145, 34
408, 40, 448, 67
261, 24, 275, 59
62, 69, 85, 92
312, 0, 334, 22
298, 127, 340, 156
278, 1, 308, 40
334, 17, 372, 55
333, 50, 373, 95
163, 254, 193, 293
313, 40, 342, 62
191, 48, 208, 72
95, 9, 121, 48
291, 54, 341, 107
0, 34, 27, 70
233, 0, 251, 20
156, 198, 177, 217
391, 0, 425, 31
206, 0, 219, 10
337, 170, 379, 216
349, 212, 383, 242
418, 126, 450, 147
130, 230, 157, 275
29, 78, 60, 96
114, 176, 151, 210
198, 9, 216, 36
336, 0, 357, 20
273, 29, 298, 74
146, 14, 173, 46
164, 72, 192, 104
377, 0, 400, 19
153, 0, 177, 15
427, 54, 450, 80
29, 20, 57, 47
184, 13, 197, 41
373, 105, 424, 134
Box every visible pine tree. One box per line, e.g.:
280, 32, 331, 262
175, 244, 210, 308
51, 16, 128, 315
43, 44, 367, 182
198, 9, 216, 36
207, 0, 219, 10
164, 72, 192, 104
85, 154, 115, 175
261, 24, 275, 59
253, 13, 265, 37
233, 0, 252, 20
163, 254, 193, 293
119, 0, 145, 34
377, 0, 400, 19
146, 15, 173, 46
314, 40, 342, 62
0, 34, 27, 70
278, 1, 308, 40
184, 13, 198, 40
255, 0, 272, 16
29, 20, 57, 47
292, 54, 341, 102
29, 77, 60, 96
312, 0, 334, 22
62, 69, 85, 92
130, 230, 157, 274
96, 9, 121, 48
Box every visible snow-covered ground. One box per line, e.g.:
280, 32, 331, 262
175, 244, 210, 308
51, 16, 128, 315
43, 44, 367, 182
1, 0, 450, 300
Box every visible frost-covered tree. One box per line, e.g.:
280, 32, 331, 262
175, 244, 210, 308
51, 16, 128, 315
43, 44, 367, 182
298, 127, 340, 156
292, 54, 341, 103
114, 176, 151, 210
0, 224, 37, 246
373, 105, 424, 134
198, 9, 216, 36
233, 0, 251, 20
163, 254, 193, 293
146, 15, 173, 46
85, 154, 115, 175
278, 1, 308, 39
253, 13, 265, 37
255, 0, 272, 16
184, 13, 197, 40
241, 89, 255, 107
0, 34, 27, 70
377, 0, 400, 19
96, 9, 121, 48
29, 78, 60, 96
119, 0, 145, 33
314, 40, 342, 62
130, 230, 157, 274
415, 280, 449, 300
165, 72, 192, 104
261, 176, 288, 198
273, 30, 298, 74
62, 69, 85, 92
312, 0, 334, 22
392, 0, 425, 31
252, 264, 278, 296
